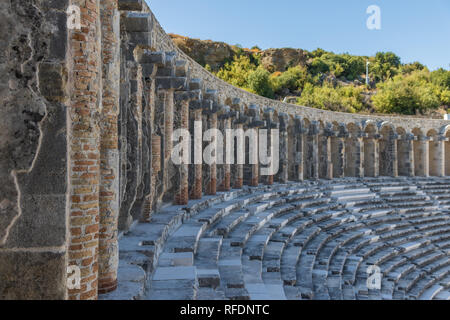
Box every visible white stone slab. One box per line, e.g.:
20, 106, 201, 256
153, 266, 196, 281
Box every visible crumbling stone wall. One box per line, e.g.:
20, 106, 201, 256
0, 0, 70, 299
0, 0, 449, 300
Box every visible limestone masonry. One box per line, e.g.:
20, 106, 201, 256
0, 0, 449, 300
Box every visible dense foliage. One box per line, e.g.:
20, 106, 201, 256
208, 45, 449, 116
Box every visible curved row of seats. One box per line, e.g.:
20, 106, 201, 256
101, 177, 450, 300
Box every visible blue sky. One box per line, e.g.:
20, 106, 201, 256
146, 0, 450, 71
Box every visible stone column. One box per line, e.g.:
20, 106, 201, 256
155, 56, 187, 205
98, 0, 120, 295
445, 136, 450, 177
292, 117, 305, 181
202, 94, 222, 196
399, 133, 415, 177
432, 136, 446, 177
416, 136, 430, 177
262, 108, 276, 185
364, 135, 380, 178
306, 122, 319, 180
392, 135, 399, 177
379, 132, 399, 177
68, 0, 102, 301
244, 105, 266, 187
218, 106, 234, 192
323, 124, 334, 179
332, 125, 347, 178
277, 113, 289, 183
173, 90, 200, 205
231, 100, 247, 189
189, 100, 206, 200
354, 134, 365, 178
135, 50, 165, 221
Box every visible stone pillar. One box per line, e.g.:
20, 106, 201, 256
98, 0, 120, 295
246, 105, 265, 186
445, 136, 450, 177
218, 106, 234, 192
379, 132, 398, 177
190, 106, 204, 199
135, 50, 165, 221
155, 55, 187, 206
261, 108, 277, 185
431, 136, 446, 177
292, 117, 305, 181
354, 135, 365, 178
202, 93, 222, 195
306, 122, 319, 180
231, 100, 247, 189
68, 0, 102, 301
173, 91, 200, 205
416, 136, 430, 177
277, 113, 289, 183
323, 124, 334, 179
398, 134, 415, 177
332, 125, 347, 178
364, 136, 379, 177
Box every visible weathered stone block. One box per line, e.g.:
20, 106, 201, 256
38, 62, 67, 102
123, 13, 152, 32
118, 0, 143, 11
0, 251, 66, 300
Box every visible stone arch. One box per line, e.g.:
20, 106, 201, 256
363, 123, 378, 177
379, 124, 398, 177
427, 129, 441, 176
396, 127, 413, 176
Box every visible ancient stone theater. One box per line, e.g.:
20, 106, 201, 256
0, 0, 449, 300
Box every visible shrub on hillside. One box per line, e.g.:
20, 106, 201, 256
297, 83, 365, 113
372, 70, 441, 114
215, 55, 257, 88
270, 66, 309, 94
247, 67, 274, 98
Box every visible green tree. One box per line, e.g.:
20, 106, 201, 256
215, 55, 256, 88
247, 67, 274, 98
430, 68, 450, 89
372, 70, 441, 114
370, 52, 401, 82
400, 62, 426, 75
297, 83, 364, 113
270, 66, 308, 94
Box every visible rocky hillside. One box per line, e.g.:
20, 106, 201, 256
170, 34, 309, 73
169, 34, 449, 117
